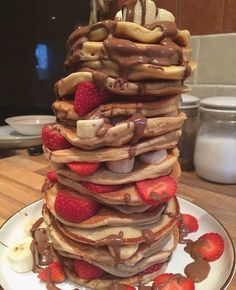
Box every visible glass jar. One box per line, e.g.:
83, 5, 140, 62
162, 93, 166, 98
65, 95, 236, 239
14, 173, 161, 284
179, 94, 200, 171
194, 96, 236, 184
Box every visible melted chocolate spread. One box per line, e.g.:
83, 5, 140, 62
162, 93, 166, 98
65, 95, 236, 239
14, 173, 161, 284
95, 231, 124, 265
63, 18, 191, 87
128, 113, 147, 144
176, 214, 212, 283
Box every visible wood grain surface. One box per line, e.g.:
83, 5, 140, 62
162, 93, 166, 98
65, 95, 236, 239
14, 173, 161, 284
0, 149, 235, 289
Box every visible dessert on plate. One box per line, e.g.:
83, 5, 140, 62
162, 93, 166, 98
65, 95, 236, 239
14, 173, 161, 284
6, 1, 225, 290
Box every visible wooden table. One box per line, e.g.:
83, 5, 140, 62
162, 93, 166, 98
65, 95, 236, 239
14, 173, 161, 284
0, 149, 235, 289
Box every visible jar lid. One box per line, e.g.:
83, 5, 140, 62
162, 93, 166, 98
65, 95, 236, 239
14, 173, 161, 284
200, 96, 236, 111
199, 96, 236, 121
180, 94, 200, 109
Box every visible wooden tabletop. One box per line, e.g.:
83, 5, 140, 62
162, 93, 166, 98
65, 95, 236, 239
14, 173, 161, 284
0, 148, 235, 289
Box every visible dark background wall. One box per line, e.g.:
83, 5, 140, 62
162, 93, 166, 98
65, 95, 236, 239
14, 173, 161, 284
1, 0, 235, 125
1, 0, 90, 125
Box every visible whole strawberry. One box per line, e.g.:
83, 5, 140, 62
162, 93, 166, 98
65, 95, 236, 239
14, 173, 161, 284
74, 82, 111, 116
42, 124, 71, 151
54, 190, 99, 222
73, 260, 104, 280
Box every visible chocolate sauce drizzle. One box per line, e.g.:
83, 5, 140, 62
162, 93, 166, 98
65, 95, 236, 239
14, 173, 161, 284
63, 18, 191, 89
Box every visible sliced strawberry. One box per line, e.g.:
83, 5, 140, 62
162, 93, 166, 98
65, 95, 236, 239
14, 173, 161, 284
54, 190, 99, 222
140, 262, 163, 274
41, 124, 71, 151
154, 273, 195, 290
74, 82, 111, 116
47, 171, 58, 183
81, 181, 122, 193
194, 233, 224, 262
73, 260, 104, 280
154, 273, 174, 285
38, 261, 65, 283
125, 286, 136, 290
180, 214, 199, 233
67, 162, 100, 176
135, 176, 177, 205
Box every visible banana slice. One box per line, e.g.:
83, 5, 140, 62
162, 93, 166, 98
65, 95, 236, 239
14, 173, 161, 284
139, 149, 168, 165
109, 244, 139, 260
106, 158, 135, 173
77, 119, 104, 139
115, 1, 175, 25
7, 237, 34, 273
157, 8, 175, 22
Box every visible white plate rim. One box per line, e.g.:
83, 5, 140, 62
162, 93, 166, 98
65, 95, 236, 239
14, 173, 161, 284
0, 197, 235, 290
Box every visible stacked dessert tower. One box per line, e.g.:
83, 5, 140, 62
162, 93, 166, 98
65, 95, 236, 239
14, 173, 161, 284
42, 0, 196, 288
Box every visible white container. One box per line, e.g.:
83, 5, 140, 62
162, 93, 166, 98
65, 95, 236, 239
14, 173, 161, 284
194, 96, 236, 184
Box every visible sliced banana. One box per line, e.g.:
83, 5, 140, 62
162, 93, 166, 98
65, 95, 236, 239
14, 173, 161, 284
157, 8, 175, 22
7, 237, 34, 273
106, 158, 135, 174
109, 244, 139, 260
115, 0, 175, 25
77, 119, 104, 139
139, 149, 168, 165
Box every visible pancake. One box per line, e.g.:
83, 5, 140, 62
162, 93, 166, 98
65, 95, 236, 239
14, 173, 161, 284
80, 60, 196, 81
55, 71, 188, 98
55, 161, 181, 206
66, 20, 190, 47
48, 195, 179, 245
56, 113, 186, 149
44, 130, 182, 163
69, 41, 192, 63
53, 95, 182, 121
43, 187, 166, 228
56, 148, 179, 185
63, 258, 168, 289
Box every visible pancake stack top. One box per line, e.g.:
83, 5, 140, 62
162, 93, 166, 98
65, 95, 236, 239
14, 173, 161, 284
41, 0, 196, 289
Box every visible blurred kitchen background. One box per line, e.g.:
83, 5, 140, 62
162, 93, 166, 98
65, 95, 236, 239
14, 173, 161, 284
1, 0, 236, 125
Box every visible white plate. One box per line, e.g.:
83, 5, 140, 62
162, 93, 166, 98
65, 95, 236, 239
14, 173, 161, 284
0, 197, 235, 290
0, 126, 41, 149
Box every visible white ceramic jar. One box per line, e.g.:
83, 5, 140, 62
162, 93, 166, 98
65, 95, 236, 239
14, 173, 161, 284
194, 96, 236, 184
179, 94, 200, 171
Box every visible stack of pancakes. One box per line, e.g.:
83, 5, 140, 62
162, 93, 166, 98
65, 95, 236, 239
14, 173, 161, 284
42, 1, 196, 288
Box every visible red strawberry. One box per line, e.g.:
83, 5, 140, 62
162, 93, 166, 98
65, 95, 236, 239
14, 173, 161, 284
73, 260, 104, 280
47, 171, 58, 183
41, 124, 71, 151
81, 181, 122, 193
38, 261, 65, 283
135, 176, 177, 205
54, 190, 99, 222
124, 287, 135, 290
154, 273, 195, 290
194, 233, 224, 262
180, 214, 199, 233
140, 263, 163, 274
74, 82, 111, 116
67, 162, 100, 176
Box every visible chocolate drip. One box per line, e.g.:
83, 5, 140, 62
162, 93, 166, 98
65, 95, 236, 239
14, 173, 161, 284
128, 113, 147, 145
124, 193, 131, 203
128, 145, 137, 159
184, 260, 210, 283
122, 0, 137, 22
95, 231, 124, 264
46, 267, 62, 290
142, 229, 155, 246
